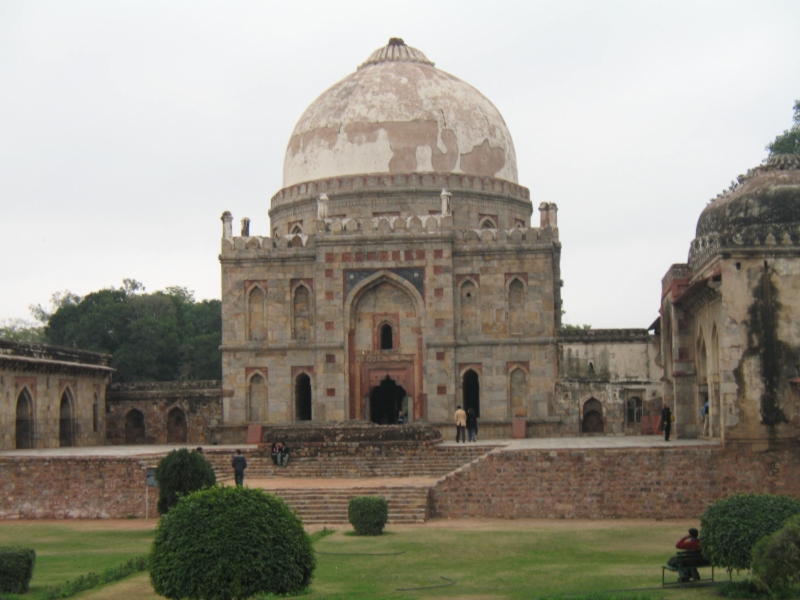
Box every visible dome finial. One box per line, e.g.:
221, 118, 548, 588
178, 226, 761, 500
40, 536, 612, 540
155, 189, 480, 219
359, 39, 434, 69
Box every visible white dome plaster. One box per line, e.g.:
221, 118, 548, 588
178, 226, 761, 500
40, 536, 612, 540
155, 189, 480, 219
283, 41, 518, 187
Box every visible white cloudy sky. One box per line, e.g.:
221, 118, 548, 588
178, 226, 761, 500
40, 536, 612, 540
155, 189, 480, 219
1, 1, 799, 328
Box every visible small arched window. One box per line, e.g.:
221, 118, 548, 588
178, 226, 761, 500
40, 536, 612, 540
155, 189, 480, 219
291, 225, 303, 235
479, 218, 497, 229
380, 323, 393, 350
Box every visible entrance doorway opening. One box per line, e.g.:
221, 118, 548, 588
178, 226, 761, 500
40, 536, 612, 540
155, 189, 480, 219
124, 409, 146, 444
463, 369, 480, 418
296, 373, 312, 421
59, 391, 74, 447
582, 398, 604, 434
370, 375, 407, 425
167, 407, 188, 443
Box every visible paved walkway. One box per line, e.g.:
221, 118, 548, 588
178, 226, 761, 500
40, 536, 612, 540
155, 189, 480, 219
235, 476, 440, 490
439, 436, 720, 450
0, 444, 258, 458
0, 436, 719, 458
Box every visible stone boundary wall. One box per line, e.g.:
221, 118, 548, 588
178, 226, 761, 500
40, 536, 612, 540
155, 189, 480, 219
5, 445, 799, 520
431, 445, 800, 519
1, 456, 149, 519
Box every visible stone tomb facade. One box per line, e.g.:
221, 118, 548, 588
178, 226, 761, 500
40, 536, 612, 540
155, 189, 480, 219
0, 340, 113, 450
220, 40, 565, 435
659, 154, 800, 448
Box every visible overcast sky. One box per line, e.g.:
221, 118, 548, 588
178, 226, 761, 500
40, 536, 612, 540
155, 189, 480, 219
1, 1, 799, 328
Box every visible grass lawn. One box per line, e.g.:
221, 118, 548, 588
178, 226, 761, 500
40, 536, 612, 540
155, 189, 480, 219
0, 519, 155, 600
1, 518, 752, 600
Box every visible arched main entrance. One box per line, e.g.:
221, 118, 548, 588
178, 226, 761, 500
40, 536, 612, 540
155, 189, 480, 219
463, 369, 480, 418
167, 407, 188, 443
15, 390, 34, 449
369, 375, 407, 425
124, 409, 146, 444
582, 398, 604, 434
59, 390, 74, 447
347, 273, 423, 421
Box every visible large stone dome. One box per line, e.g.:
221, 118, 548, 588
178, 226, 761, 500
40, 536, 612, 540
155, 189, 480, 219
695, 154, 800, 238
283, 38, 518, 188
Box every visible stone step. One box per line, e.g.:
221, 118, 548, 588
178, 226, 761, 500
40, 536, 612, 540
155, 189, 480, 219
263, 487, 430, 524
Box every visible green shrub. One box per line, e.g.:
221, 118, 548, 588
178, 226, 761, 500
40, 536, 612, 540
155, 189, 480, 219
149, 486, 315, 599
0, 547, 36, 593
718, 580, 797, 599
155, 447, 216, 515
700, 493, 800, 571
751, 514, 800, 592
348, 496, 388, 536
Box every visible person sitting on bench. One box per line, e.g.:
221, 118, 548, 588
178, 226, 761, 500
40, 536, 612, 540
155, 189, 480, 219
271, 441, 290, 467
669, 528, 702, 582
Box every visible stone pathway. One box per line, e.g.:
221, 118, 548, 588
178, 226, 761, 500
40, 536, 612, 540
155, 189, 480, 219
0, 435, 719, 458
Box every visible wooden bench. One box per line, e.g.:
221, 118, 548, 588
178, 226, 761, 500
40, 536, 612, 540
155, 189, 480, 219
661, 550, 717, 587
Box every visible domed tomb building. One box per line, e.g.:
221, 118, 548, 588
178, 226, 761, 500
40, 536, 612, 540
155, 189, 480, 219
219, 39, 565, 435
659, 153, 800, 446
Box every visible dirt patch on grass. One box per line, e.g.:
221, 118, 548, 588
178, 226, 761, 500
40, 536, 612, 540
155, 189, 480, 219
394, 517, 696, 532
0, 519, 158, 531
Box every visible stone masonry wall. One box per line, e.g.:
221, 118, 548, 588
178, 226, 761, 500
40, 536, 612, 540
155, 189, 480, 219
431, 445, 800, 519
106, 381, 223, 445
0, 456, 149, 519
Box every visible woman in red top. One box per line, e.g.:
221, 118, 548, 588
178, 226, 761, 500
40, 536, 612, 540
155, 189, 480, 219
674, 528, 701, 581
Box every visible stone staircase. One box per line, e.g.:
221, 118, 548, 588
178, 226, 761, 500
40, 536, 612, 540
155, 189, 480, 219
262, 486, 431, 524
141, 444, 495, 524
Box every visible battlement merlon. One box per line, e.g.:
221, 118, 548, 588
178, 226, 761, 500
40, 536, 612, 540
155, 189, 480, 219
220, 217, 558, 259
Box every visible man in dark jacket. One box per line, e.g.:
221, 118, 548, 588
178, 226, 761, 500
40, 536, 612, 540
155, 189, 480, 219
661, 404, 673, 442
232, 449, 247, 486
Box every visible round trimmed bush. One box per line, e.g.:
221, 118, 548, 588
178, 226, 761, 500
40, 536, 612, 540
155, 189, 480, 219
149, 486, 315, 599
155, 448, 216, 515
751, 514, 800, 592
0, 547, 36, 594
348, 496, 388, 535
700, 493, 800, 571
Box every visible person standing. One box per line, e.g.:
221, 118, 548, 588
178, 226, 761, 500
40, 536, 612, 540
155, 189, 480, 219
466, 407, 478, 442
232, 449, 247, 486
661, 404, 673, 442
701, 400, 709, 436
397, 410, 407, 425
454, 405, 467, 443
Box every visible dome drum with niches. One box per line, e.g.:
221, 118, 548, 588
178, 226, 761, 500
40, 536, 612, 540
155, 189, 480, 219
283, 38, 518, 188
689, 154, 800, 268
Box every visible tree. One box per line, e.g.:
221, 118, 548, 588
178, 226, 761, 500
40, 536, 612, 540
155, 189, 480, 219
700, 493, 800, 572
0, 319, 45, 343
39, 280, 221, 382
767, 100, 800, 157
155, 448, 216, 515
149, 486, 315, 599
751, 514, 800, 593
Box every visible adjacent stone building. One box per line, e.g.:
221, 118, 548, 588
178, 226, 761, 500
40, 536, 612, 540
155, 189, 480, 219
558, 329, 662, 436
0, 339, 112, 450
105, 380, 223, 446
659, 153, 800, 448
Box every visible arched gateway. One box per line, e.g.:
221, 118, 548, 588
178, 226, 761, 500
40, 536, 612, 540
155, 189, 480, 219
346, 272, 423, 422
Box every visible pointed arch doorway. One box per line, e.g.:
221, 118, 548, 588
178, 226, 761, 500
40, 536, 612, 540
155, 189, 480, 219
369, 375, 407, 425
362, 364, 414, 424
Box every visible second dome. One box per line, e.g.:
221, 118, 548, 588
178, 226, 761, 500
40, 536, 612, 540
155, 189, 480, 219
283, 38, 518, 188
